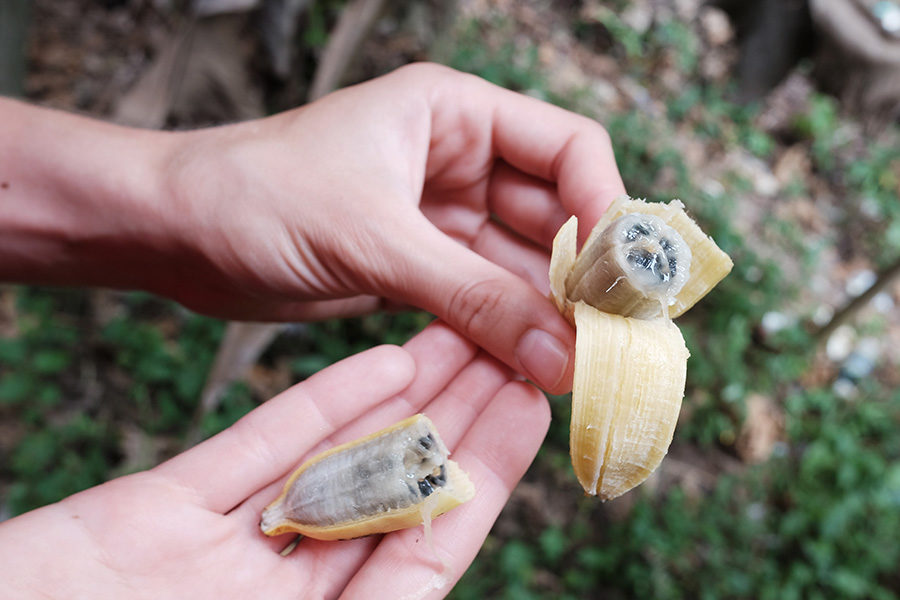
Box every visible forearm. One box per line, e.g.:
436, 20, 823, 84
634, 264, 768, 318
0, 97, 182, 292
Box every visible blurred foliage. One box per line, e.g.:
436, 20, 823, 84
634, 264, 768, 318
100, 297, 223, 435
442, 17, 554, 102
1, 289, 117, 514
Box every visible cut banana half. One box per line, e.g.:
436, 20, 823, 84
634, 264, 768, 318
550, 197, 732, 500
260, 414, 474, 540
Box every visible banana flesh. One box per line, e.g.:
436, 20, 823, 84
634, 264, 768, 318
260, 414, 474, 540
579, 197, 734, 319
550, 197, 732, 500
565, 213, 692, 319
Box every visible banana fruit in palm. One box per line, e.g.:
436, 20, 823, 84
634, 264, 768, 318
549, 197, 732, 499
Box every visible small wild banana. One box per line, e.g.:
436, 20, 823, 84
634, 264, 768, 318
550, 197, 732, 500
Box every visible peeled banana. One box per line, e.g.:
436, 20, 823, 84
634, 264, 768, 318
550, 197, 732, 500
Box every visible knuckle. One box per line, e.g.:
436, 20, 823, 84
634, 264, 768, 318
567, 111, 611, 142
592, 122, 613, 147
447, 278, 509, 340
393, 61, 453, 81
231, 413, 282, 472
575, 115, 612, 147
542, 215, 567, 247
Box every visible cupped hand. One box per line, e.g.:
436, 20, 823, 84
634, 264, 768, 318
163, 63, 625, 393
0, 322, 550, 599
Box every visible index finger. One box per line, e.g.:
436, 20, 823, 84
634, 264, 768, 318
154, 344, 415, 513
424, 64, 627, 240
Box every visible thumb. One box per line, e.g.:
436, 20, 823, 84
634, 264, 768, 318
383, 218, 575, 394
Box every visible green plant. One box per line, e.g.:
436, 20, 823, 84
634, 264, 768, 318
101, 308, 223, 435
442, 18, 549, 98
0, 289, 78, 421
0, 289, 112, 513
845, 144, 900, 264
302, 0, 348, 48
794, 93, 842, 171
455, 383, 900, 600
6, 413, 119, 515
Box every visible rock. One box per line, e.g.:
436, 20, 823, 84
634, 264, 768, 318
773, 144, 811, 185
674, 0, 703, 21
826, 324, 855, 362
846, 269, 876, 297
841, 352, 874, 382
761, 310, 795, 334
621, 3, 653, 34
699, 6, 733, 46
727, 150, 779, 196
701, 49, 733, 81
812, 304, 834, 326
873, 291, 895, 313
736, 394, 785, 464
591, 78, 619, 106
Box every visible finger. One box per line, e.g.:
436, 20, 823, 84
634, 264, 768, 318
302, 321, 485, 459
277, 351, 516, 597
284, 537, 380, 598
487, 161, 569, 248
339, 380, 550, 600
154, 344, 416, 513
481, 81, 626, 242
386, 215, 575, 395
268, 295, 386, 321
171, 292, 386, 322
402, 321, 480, 401
229, 322, 479, 545
416, 64, 626, 241
471, 220, 552, 296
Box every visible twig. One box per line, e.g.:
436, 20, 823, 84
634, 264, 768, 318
0, 0, 31, 97
813, 255, 900, 344
308, 0, 388, 101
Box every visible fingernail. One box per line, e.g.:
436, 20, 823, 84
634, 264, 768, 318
516, 328, 570, 390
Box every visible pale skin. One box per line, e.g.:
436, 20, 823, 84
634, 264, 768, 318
0, 63, 626, 598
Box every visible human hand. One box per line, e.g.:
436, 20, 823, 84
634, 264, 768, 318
0, 322, 550, 599
162, 63, 626, 393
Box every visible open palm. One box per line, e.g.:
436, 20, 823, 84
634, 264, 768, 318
0, 322, 550, 599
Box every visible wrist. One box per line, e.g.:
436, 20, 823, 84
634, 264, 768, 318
0, 98, 183, 291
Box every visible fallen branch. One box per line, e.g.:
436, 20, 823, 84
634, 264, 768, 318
814, 255, 900, 344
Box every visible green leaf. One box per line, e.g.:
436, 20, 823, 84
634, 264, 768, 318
499, 540, 535, 582
0, 338, 26, 364
538, 526, 568, 564
0, 371, 32, 404
32, 348, 71, 374
36, 384, 61, 408
291, 354, 332, 378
